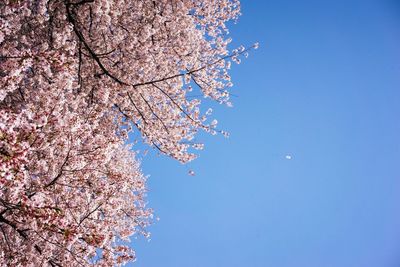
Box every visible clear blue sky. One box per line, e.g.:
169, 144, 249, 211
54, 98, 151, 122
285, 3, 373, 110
131, 1, 400, 266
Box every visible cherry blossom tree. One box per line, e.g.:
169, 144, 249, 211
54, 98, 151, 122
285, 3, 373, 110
0, 0, 254, 265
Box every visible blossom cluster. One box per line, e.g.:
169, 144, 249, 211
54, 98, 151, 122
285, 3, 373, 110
0, 0, 246, 265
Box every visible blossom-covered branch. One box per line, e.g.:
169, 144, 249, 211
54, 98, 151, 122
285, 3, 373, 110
0, 0, 252, 265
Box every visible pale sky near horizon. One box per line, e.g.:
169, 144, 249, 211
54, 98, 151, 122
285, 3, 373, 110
131, 1, 400, 266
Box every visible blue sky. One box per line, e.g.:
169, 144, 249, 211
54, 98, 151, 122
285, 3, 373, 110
131, 1, 400, 266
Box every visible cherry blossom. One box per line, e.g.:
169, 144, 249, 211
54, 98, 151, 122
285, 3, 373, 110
0, 0, 253, 265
